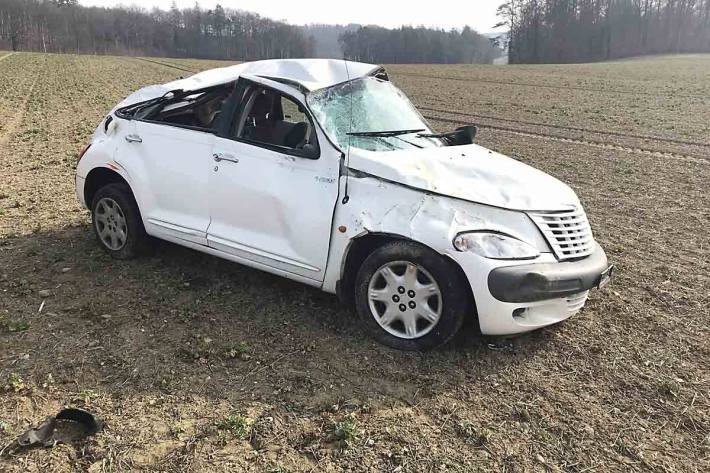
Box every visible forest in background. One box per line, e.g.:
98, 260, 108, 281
0, 0, 501, 63
498, 0, 710, 63
0, 0, 312, 59
302, 23, 358, 59
339, 26, 500, 64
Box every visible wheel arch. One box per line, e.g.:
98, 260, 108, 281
337, 232, 475, 318
84, 167, 133, 210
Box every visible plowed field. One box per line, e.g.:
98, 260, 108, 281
1, 53, 708, 472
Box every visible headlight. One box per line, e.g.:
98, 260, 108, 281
453, 232, 539, 260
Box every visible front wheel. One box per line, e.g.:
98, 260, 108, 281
91, 183, 148, 259
354, 241, 470, 351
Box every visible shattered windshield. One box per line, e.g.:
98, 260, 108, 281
307, 77, 442, 152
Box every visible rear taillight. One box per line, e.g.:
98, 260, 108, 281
78, 143, 91, 162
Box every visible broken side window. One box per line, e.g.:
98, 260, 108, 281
146, 86, 232, 131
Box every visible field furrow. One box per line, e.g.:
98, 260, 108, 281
392, 70, 710, 146
425, 113, 710, 163
394, 71, 709, 99
419, 105, 710, 148
135, 56, 202, 73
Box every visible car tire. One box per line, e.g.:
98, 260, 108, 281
91, 183, 148, 260
354, 240, 470, 351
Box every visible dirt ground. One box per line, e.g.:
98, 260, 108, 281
0, 52, 708, 472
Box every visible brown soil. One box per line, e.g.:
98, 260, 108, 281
0, 52, 708, 472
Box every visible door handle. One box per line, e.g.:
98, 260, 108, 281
213, 153, 239, 164
125, 134, 142, 143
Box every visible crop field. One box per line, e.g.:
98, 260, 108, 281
0, 52, 708, 472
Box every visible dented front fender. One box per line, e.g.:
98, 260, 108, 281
321, 174, 550, 294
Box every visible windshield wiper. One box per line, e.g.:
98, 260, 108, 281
391, 135, 423, 148
347, 128, 425, 137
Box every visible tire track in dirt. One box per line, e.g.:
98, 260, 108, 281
418, 106, 710, 149
134, 56, 198, 73
0, 57, 42, 148
137, 57, 238, 74
394, 71, 707, 100
425, 114, 709, 164
0, 52, 19, 102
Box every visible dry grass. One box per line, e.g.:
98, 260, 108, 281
0, 52, 708, 472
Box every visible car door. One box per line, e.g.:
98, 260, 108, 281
114, 88, 230, 245
207, 78, 340, 283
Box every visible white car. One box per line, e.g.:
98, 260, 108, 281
75, 59, 612, 350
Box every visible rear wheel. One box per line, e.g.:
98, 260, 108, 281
354, 241, 469, 351
91, 183, 148, 259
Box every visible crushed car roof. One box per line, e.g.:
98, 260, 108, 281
165, 59, 382, 92
114, 59, 381, 111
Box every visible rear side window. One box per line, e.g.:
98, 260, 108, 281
234, 87, 318, 158
143, 87, 232, 131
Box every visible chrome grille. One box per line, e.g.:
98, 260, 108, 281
529, 208, 594, 260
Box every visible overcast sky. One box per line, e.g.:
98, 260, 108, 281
79, 0, 503, 32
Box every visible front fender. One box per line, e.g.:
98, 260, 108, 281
321, 174, 549, 293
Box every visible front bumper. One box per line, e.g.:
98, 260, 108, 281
447, 243, 611, 335
488, 244, 609, 303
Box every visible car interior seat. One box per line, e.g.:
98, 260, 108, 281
283, 122, 309, 148
244, 92, 276, 143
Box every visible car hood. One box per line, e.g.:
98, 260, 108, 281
347, 144, 580, 211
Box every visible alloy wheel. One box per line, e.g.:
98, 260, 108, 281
94, 197, 128, 251
367, 260, 442, 339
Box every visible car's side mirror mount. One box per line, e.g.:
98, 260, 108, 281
418, 124, 477, 146
452, 125, 477, 145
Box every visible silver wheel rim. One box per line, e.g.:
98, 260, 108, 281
95, 197, 128, 251
367, 260, 442, 339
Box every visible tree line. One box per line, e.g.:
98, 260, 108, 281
0, 0, 502, 64
340, 25, 501, 64
0, 0, 312, 59
498, 0, 710, 63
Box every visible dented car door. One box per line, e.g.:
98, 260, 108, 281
206, 78, 340, 283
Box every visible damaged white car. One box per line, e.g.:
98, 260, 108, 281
75, 59, 613, 350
